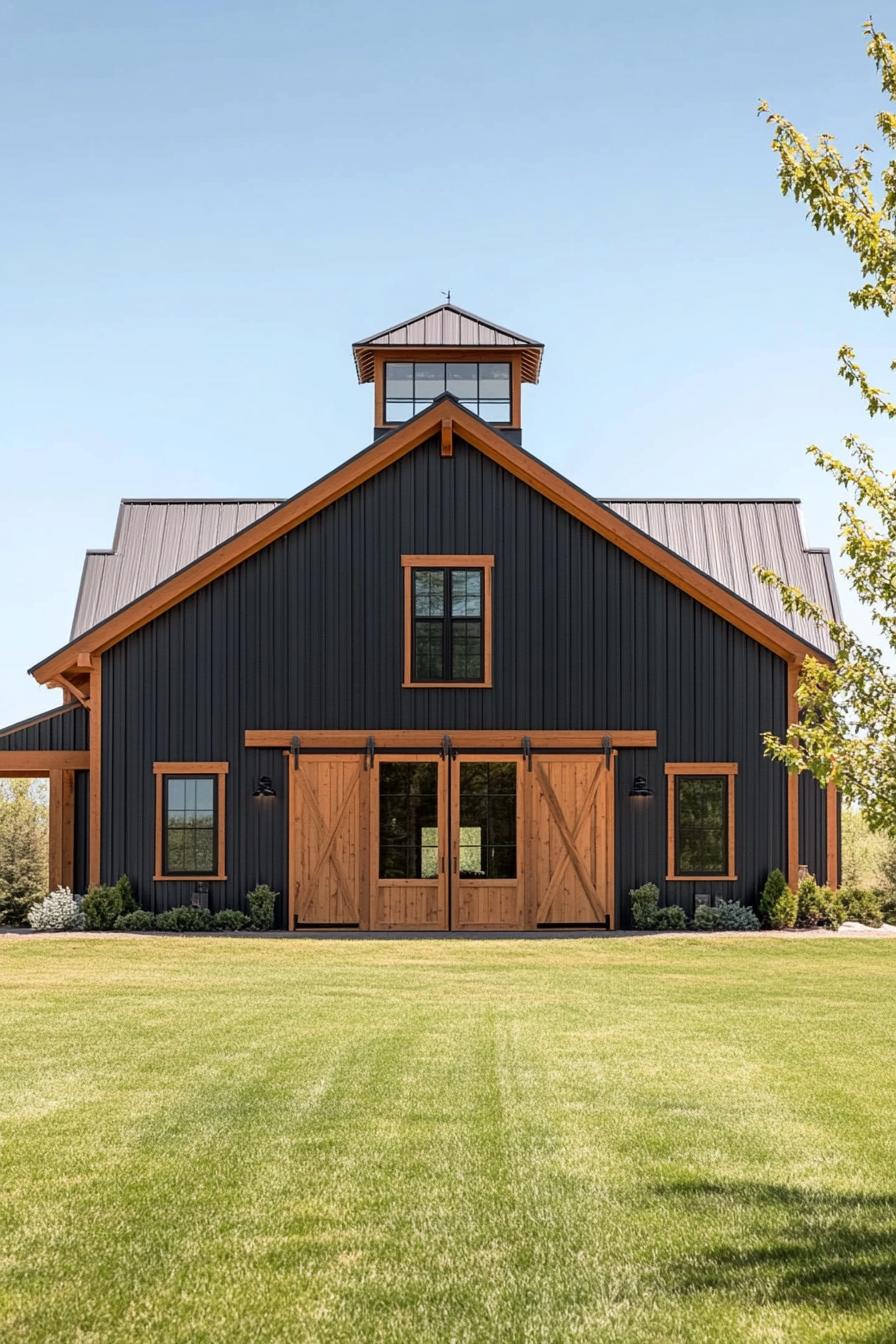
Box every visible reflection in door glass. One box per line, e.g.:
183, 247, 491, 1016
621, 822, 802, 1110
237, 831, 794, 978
459, 762, 516, 878
379, 762, 439, 879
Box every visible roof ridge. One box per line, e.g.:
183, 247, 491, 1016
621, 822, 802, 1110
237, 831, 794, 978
352, 301, 542, 350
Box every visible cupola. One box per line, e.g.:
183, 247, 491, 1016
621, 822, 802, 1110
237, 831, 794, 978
352, 302, 543, 445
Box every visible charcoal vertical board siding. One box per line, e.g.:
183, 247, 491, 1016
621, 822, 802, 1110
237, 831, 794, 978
799, 772, 827, 883
101, 437, 790, 922
0, 703, 88, 752
73, 771, 90, 895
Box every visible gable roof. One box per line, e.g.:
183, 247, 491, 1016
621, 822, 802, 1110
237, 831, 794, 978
69, 495, 840, 658
32, 396, 837, 684
352, 303, 544, 383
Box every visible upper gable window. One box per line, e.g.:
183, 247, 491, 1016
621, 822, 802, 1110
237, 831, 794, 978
385, 362, 511, 424
401, 555, 494, 687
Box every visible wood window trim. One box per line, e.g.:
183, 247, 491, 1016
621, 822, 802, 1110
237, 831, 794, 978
153, 761, 228, 882
401, 555, 494, 688
665, 762, 737, 882
374, 353, 523, 431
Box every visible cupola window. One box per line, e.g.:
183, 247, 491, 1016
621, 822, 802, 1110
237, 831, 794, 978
385, 362, 511, 424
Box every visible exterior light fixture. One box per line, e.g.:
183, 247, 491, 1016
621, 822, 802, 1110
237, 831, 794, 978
629, 775, 654, 798
253, 776, 277, 799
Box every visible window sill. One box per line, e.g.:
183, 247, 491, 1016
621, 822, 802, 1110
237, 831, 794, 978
665, 874, 738, 883
153, 873, 228, 882
403, 680, 492, 689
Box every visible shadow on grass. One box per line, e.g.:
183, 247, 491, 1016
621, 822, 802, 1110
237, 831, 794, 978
654, 1179, 896, 1313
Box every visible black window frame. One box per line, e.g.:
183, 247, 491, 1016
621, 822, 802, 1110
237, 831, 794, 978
411, 566, 485, 684
458, 760, 518, 880
384, 361, 512, 425
674, 774, 729, 878
378, 761, 441, 881
162, 773, 220, 878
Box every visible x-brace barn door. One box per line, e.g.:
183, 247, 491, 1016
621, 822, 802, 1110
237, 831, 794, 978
290, 756, 369, 928
527, 754, 615, 927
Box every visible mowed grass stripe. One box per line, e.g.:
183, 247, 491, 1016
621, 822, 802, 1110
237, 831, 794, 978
1, 935, 894, 1343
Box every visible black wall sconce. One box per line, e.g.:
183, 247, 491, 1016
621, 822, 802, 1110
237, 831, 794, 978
252, 776, 277, 799
628, 775, 654, 799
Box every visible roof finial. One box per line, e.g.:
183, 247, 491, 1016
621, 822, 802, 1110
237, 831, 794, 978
441, 288, 451, 304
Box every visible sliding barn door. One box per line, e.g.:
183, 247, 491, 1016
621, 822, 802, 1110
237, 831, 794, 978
528, 755, 614, 927
290, 757, 369, 928
370, 756, 448, 930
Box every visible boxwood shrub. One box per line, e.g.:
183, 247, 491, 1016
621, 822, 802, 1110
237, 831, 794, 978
113, 909, 154, 931
154, 905, 212, 932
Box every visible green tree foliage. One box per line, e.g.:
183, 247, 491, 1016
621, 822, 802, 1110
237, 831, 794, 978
841, 806, 896, 888
0, 779, 49, 925
757, 22, 896, 834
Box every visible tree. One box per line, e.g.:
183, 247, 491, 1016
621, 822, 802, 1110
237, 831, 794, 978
0, 779, 49, 925
756, 20, 896, 834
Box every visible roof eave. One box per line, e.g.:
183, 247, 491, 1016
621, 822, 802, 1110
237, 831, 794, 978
29, 396, 834, 682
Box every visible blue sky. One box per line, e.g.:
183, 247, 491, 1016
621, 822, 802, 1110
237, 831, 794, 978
1, 1, 893, 721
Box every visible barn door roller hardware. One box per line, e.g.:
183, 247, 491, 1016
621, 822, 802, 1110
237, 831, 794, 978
365, 736, 376, 769
440, 735, 456, 760
602, 735, 612, 767
290, 735, 301, 771
521, 736, 533, 771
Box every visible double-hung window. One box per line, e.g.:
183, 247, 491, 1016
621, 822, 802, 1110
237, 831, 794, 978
153, 762, 228, 880
402, 556, 494, 687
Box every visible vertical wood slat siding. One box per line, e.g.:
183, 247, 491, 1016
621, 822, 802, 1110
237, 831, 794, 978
0, 704, 89, 752
102, 437, 789, 920
799, 771, 828, 886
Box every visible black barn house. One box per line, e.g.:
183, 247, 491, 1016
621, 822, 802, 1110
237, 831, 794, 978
1, 305, 842, 929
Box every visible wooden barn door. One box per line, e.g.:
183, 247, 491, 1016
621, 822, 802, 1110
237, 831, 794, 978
527, 754, 615, 928
451, 756, 525, 930
370, 755, 448, 930
290, 756, 369, 928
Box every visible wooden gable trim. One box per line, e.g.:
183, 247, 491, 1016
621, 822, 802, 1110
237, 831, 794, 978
29, 402, 830, 686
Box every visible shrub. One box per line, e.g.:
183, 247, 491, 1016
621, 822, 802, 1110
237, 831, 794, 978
247, 884, 278, 931
759, 868, 797, 929
839, 886, 883, 928
154, 905, 212, 932
27, 887, 85, 931
653, 904, 687, 931
881, 891, 896, 925
796, 875, 846, 930
114, 874, 137, 915
114, 909, 154, 931
691, 902, 718, 931
714, 899, 760, 931
630, 883, 660, 929
82, 883, 123, 931
212, 908, 251, 931
691, 899, 760, 932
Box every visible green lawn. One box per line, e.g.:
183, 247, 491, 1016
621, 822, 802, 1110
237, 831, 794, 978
1, 934, 895, 1344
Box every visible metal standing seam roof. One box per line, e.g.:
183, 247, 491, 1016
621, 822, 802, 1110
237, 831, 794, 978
69, 495, 840, 657
352, 303, 544, 383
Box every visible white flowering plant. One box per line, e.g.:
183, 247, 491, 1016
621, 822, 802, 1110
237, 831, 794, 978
27, 887, 85, 931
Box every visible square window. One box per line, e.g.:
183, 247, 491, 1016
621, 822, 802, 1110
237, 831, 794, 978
479, 363, 511, 399
414, 363, 445, 397
446, 363, 478, 400
385, 363, 413, 399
